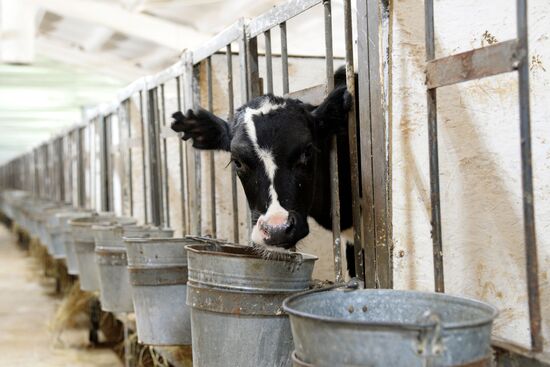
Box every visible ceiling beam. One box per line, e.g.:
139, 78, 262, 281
0, 0, 36, 63
82, 26, 115, 52
36, 36, 147, 82
33, 0, 211, 51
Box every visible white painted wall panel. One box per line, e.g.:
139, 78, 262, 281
391, 0, 550, 349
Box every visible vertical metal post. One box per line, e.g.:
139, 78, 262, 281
424, 0, 444, 293
99, 115, 111, 211
356, 0, 376, 288
238, 20, 249, 105
193, 65, 202, 234
343, 0, 364, 283
57, 137, 65, 203
33, 148, 39, 198
280, 22, 289, 94
125, 100, 134, 216
323, 0, 343, 283
147, 88, 163, 226
516, 0, 542, 353
139, 91, 149, 223
160, 84, 171, 228
77, 127, 86, 208
227, 44, 240, 243
264, 30, 274, 94
247, 37, 260, 99
206, 57, 217, 236
176, 76, 189, 235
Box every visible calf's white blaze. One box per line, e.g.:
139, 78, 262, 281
243, 99, 289, 245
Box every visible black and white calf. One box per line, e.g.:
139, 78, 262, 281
171, 68, 356, 275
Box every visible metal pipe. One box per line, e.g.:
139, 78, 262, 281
160, 84, 171, 228
424, 0, 444, 293
227, 44, 240, 243
139, 91, 149, 223
77, 127, 86, 207
323, 0, 342, 283
264, 30, 274, 94
207, 57, 217, 237
343, 0, 364, 282
176, 75, 188, 235
192, 64, 203, 234
516, 0, 542, 353
280, 22, 289, 94
147, 88, 163, 226
126, 100, 134, 217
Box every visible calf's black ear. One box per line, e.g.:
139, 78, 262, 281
310, 85, 352, 138
171, 108, 231, 151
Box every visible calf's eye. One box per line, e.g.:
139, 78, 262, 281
233, 159, 243, 169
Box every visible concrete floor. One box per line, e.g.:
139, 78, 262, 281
0, 225, 122, 367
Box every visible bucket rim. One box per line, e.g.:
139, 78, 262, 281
185, 243, 319, 262
70, 214, 136, 227
282, 288, 498, 330
124, 237, 189, 244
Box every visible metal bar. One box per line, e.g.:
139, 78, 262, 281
264, 30, 274, 94
426, 40, 519, 89
356, 0, 376, 288
227, 44, 239, 243
77, 127, 86, 207
424, 0, 444, 293
99, 116, 111, 211
238, 25, 252, 237
367, 0, 390, 288
139, 91, 149, 223
192, 64, 202, 234
193, 21, 243, 64
238, 22, 249, 104
247, 37, 260, 99
516, 0, 542, 353
206, 57, 217, 237
323, 0, 342, 283
280, 22, 289, 94
126, 100, 134, 217
183, 52, 201, 235
33, 148, 39, 198
248, 0, 322, 37
343, 0, 365, 284
176, 75, 188, 235
147, 88, 163, 226
160, 84, 171, 228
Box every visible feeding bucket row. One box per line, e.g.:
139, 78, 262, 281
69, 214, 136, 291
94, 224, 174, 313
283, 287, 498, 367
125, 236, 190, 345
186, 241, 317, 367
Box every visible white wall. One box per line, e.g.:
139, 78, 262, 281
391, 0, 550, 350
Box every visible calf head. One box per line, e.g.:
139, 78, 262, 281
171, 85, 351, 251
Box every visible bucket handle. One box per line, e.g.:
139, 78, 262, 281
416, 310, 444, 365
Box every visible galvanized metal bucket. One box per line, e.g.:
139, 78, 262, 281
283, 285, 498, 367
186, 242, 317, 367
70, 214, 136, 291
94, 225, 174, 313
45, 208, 88, 259
58, 211, 95, 274
125, 237, 191, 345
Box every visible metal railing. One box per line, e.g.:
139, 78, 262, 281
0, 0, 542, 356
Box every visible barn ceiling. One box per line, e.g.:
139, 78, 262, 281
0, 0, 346, 164
0, 0, 288, 164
